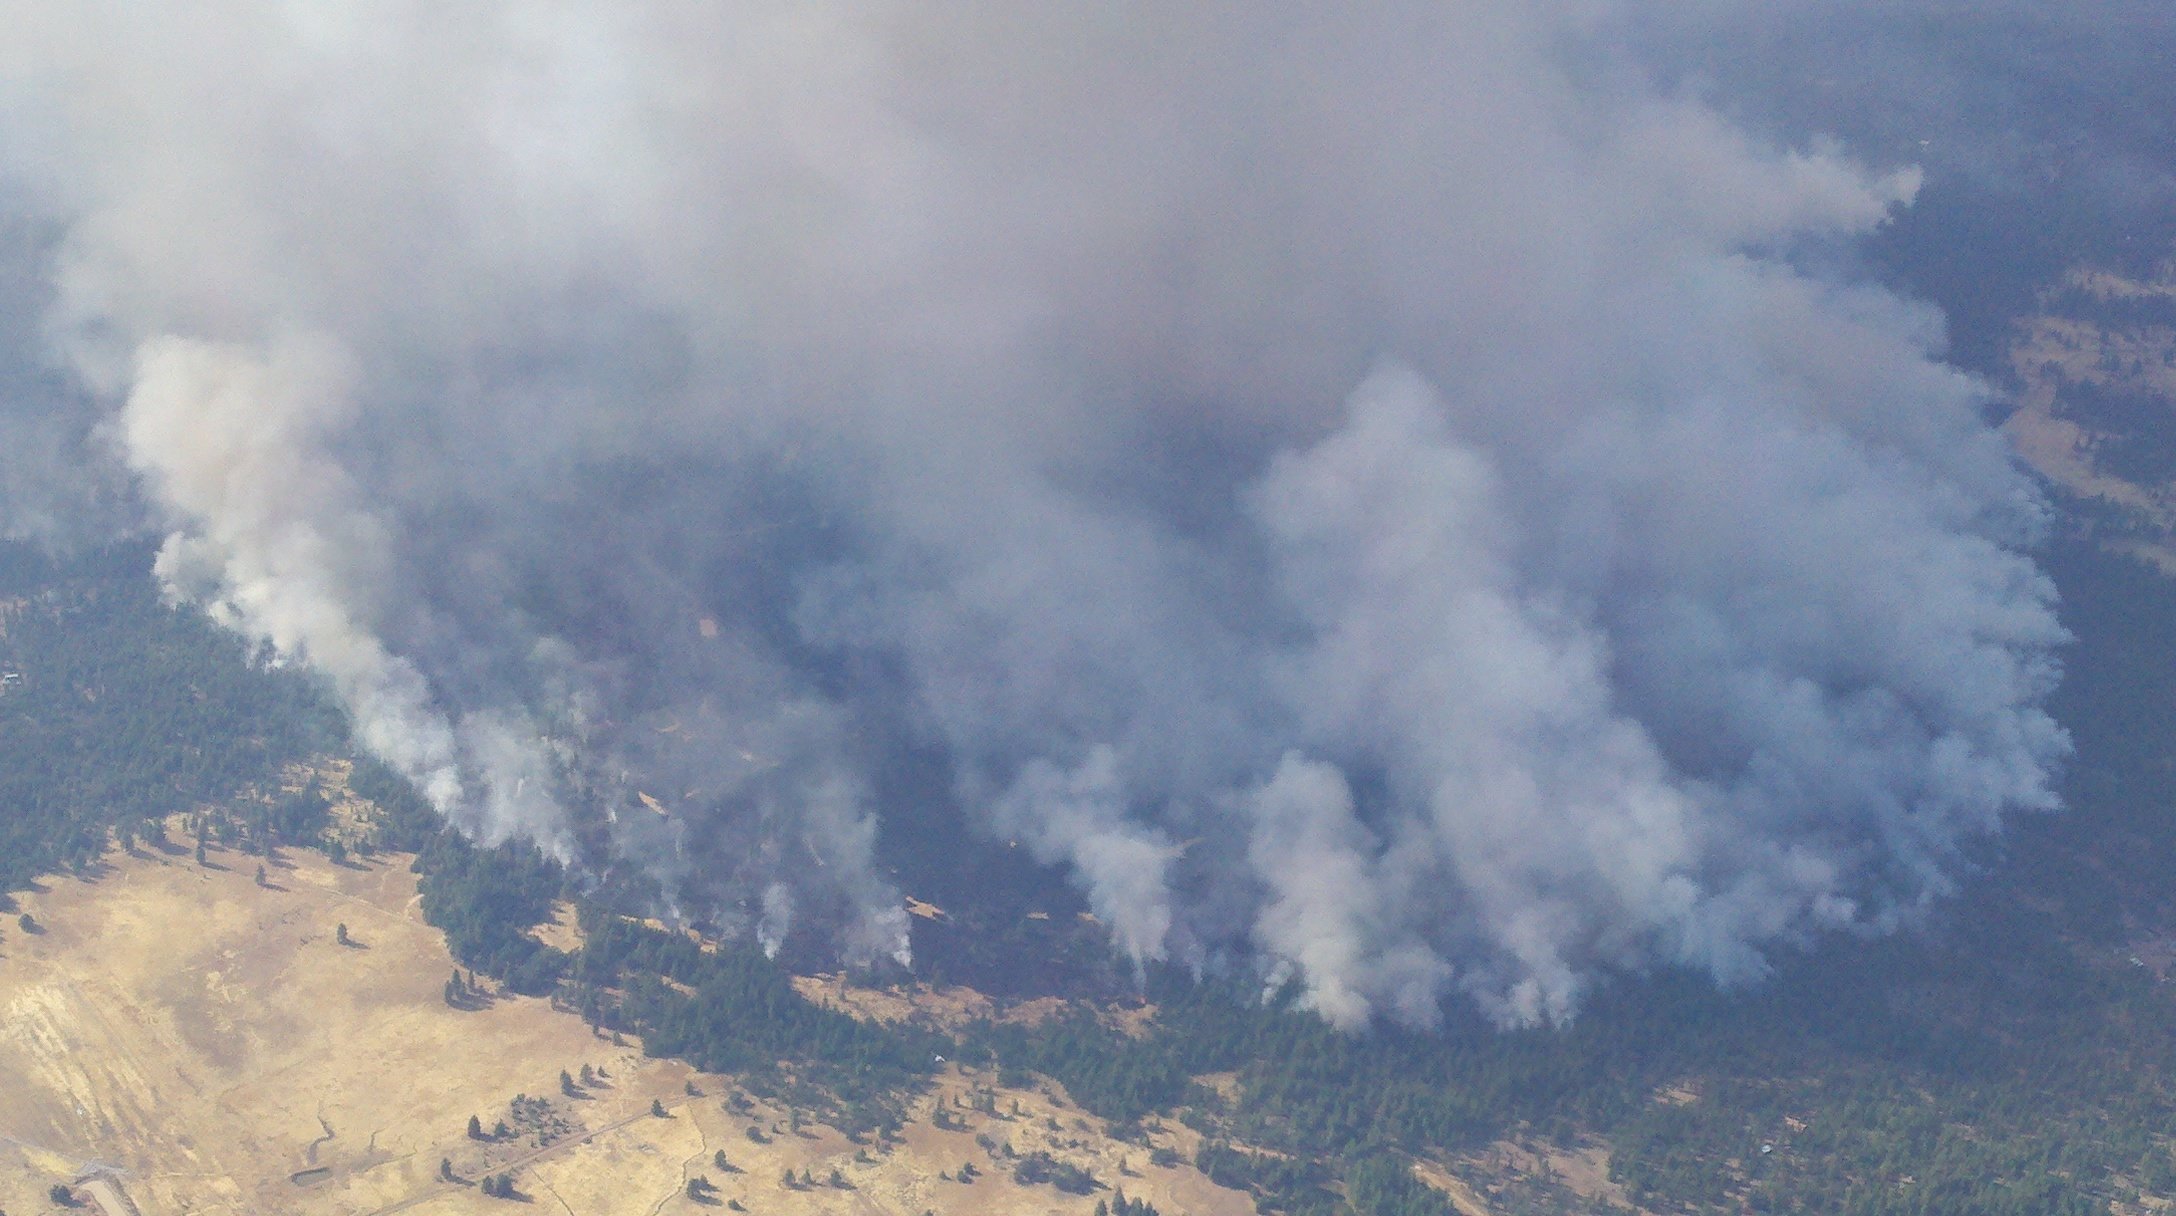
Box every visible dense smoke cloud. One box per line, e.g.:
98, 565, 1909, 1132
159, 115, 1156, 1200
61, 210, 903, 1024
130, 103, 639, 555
0, 2, 2068, 1024
0, 215, 128, 545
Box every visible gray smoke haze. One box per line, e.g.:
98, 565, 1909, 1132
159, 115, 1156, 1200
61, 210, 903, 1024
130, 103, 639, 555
0, 214, 129, 545
0, 2, 2071, 1024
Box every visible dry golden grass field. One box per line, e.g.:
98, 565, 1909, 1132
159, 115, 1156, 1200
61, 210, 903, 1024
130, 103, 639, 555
2003, 261, 2176, 565
0, 838, 1255, 1216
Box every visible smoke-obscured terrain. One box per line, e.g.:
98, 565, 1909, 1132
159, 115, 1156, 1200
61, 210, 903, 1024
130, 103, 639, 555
0, 2, 2083, 1025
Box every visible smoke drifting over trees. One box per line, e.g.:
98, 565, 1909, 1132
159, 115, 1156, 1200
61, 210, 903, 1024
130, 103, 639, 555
0, 2, 2070, 1025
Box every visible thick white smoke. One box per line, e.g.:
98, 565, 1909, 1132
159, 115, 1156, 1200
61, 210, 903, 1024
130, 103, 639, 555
0, 2, 2067, 1023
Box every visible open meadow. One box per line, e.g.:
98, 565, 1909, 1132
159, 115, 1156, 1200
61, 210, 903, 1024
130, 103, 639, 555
0, 838, 1253, 1216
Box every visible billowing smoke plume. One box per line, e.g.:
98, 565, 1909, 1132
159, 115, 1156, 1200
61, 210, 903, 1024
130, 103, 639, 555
0, 2, 2068, 1024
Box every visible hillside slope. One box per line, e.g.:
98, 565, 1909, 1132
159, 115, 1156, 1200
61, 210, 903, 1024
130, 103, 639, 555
0, 838, 1254, 1216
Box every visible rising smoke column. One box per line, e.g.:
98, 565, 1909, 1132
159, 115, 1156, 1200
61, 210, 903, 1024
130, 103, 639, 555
0, 2, 2067, 1023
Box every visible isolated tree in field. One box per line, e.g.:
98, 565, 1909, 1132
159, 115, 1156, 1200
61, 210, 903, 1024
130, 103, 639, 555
467, 1114, 484, 1140
194, 839, 207, 865
652, 1098, 667, 1117
493, 1119, 510, 1139
253, 863, 266, 886
580, 1063, 595, 1086
334, 923, 350, 946
18, 912, 35, 933
47, 1183, 72, 1206
438, 1158, 453, 1182
560, 1069, 577, 1096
